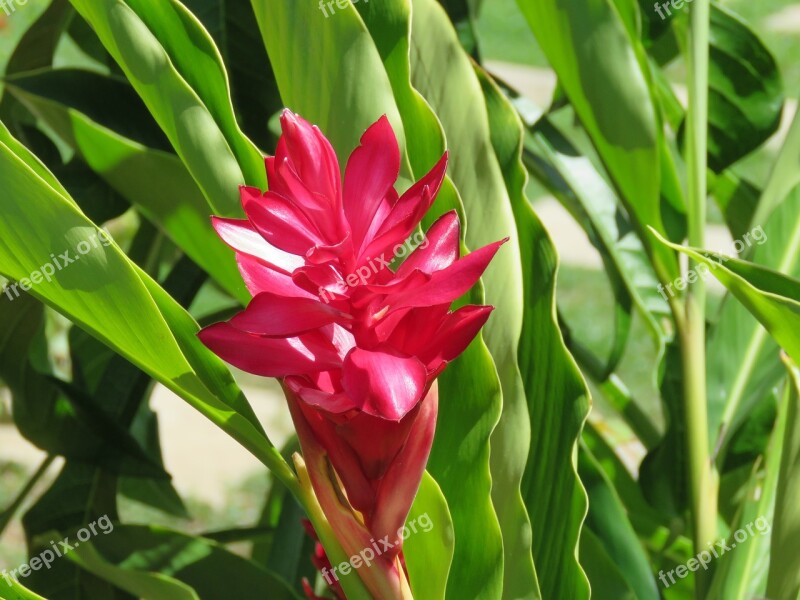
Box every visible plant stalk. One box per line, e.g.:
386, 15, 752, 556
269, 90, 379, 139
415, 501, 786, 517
684, 0, 718, 595
0, 455, 55, 536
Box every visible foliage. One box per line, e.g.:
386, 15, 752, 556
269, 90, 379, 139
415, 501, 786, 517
0, 0, 798, 599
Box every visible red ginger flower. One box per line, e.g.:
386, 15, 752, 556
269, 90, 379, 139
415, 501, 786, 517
199, 111, 504, 596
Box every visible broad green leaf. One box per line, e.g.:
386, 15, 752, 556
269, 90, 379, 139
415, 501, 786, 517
579, 448, 659, 600
69, 114, 246, 302
525, 116, 669, 374
642, 3, 782, 174
0, 118, 69, 198
708, 186, 800, 461
5, 68, 246, 301
708, 105, 800, 468
675, 5, 783, 172
516, 0, 678, 284
766, 356, 800, 600
68, 0, 253, 215
119, 0, 265, 182
654, 232, 800, 364
707, 406, 780, 600
407, 4, 540, 597
582, 423, 668, 538
67, 525, 300, 600
0, 126, 297, 490
252, 0, 407, 169
182, 0, 282, 148
579, 529, 637, 600
0, 576, 48, 600
478, 62, 591, 600
404, 472, 455, 600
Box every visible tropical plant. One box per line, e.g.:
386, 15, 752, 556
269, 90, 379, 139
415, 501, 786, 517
0, 0, 798, 599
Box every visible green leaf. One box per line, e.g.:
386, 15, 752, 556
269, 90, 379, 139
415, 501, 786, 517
654, 231, 800, 364
524, 116, 669, 374
478, 63, 591, 600
516, 0, 678, 284
5, 69, 247, 301
68, 0, 256, 215
579, 529, 637, 600
67, 524, 301, 600
406, 3, 540, 597
677, 5, 783, 172
119, 0, 265, 181
708, 187, 800, 461
579, 447, 660, 600
581, 423, 665, 538
182, 0, 282, 148
404, 472, 455, 600
0, 576, 48, 600
252, 0, 408, 167
0, 124, 295, 489
708, 105, 800, 464
766, 356, 800, 600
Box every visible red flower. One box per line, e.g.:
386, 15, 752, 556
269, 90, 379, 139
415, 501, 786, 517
199, 111, 504, 596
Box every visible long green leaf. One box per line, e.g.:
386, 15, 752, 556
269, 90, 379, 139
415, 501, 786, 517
0, 125, 295, 488
579, 447, 660, 600
67, 525, 300, 600
654, 232, 800, 364
767, 356, 800, 600
68, 0, 254, 215
405, 4, 541, 597
5, 68, 246, 301
404, 473, 455, 600
478, 65, 591, 600
516, 0, 678, 284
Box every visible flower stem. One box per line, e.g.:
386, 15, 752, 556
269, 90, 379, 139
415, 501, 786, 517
684, 0, 718, 595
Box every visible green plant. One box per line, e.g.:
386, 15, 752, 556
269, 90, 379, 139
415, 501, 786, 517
0, 0, 798, 598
